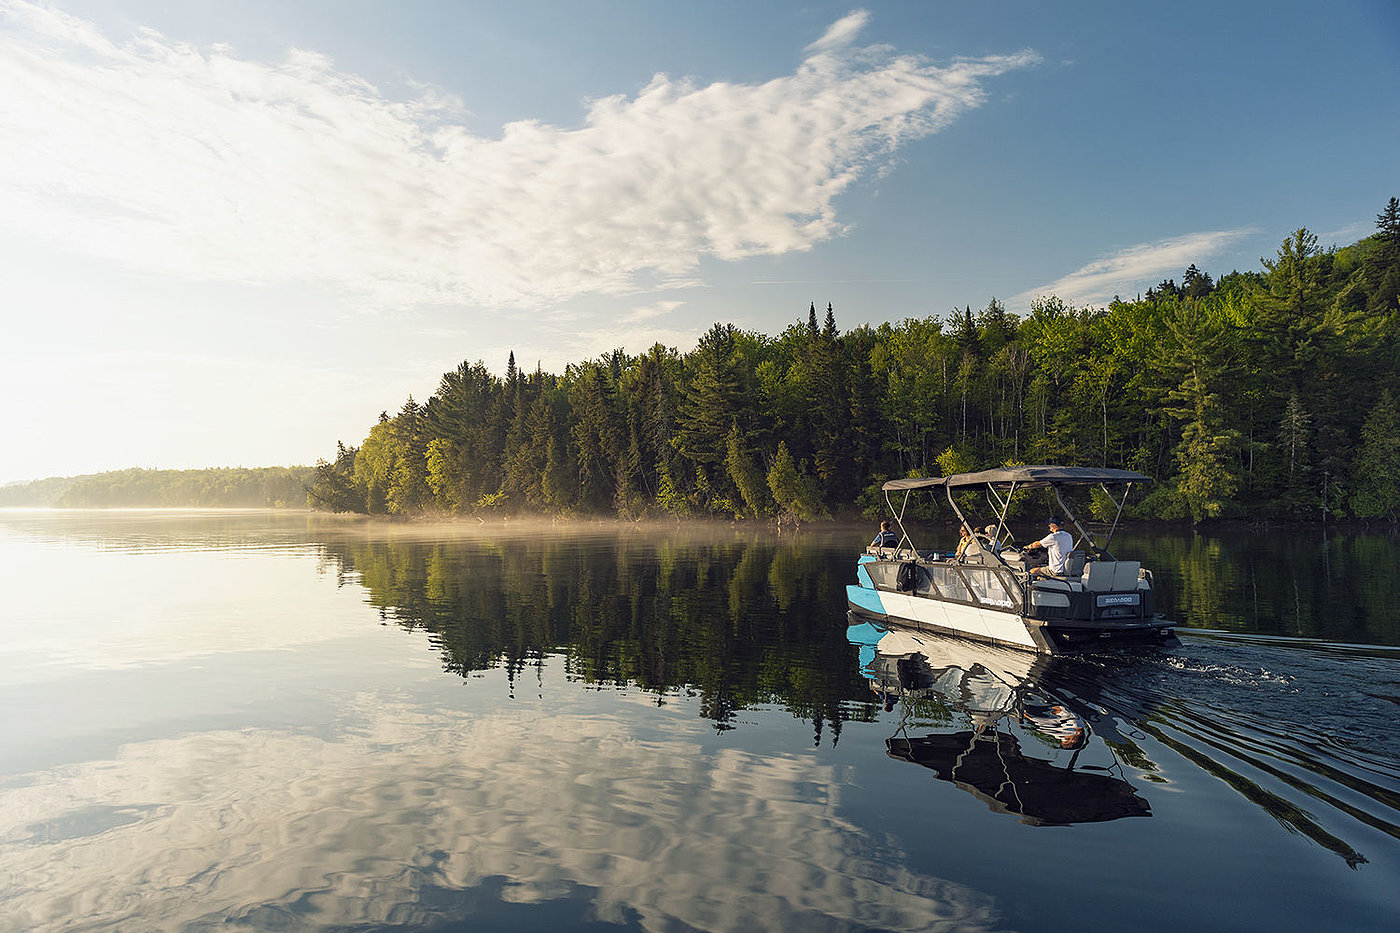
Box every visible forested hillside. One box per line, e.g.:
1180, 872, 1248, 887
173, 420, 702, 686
0, 467, 315, 508
311, 204, 1400, 524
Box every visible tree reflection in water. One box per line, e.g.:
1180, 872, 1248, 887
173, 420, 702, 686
317, 527, 877, 739
1120, 527, 1400, 644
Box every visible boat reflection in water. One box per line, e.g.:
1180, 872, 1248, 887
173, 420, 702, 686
848, 615, 1151, 826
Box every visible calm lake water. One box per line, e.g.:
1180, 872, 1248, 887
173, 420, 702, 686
1, 510, 1398, 932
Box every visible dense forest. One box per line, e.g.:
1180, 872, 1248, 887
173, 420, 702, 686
308, 200, 1399, 524
0, 466, 315, 508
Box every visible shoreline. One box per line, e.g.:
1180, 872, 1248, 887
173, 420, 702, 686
4, 504, 1394, 534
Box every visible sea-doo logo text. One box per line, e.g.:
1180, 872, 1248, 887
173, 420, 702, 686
1096, 594, 1140, 607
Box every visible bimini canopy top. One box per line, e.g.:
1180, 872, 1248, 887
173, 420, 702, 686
882, 465, 1149, 492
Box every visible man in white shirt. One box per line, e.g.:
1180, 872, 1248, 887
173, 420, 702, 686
1025, 518, 1072, 577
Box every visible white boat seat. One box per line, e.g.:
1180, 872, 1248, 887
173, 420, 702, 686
1031, 578, 1072, 608
1112, 560, 1141, 590
1063, 550, 1087, 577
1082, 560, 1117, 592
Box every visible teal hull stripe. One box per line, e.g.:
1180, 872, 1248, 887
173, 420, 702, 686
846, 582, 886, 616
856, 554, 876, 588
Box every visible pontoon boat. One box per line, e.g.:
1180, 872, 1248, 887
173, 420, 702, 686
846, 466, 1176, 652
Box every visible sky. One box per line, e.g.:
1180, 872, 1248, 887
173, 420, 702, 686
1, 0, 1397, 484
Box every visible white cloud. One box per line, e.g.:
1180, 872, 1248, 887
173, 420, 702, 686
522, 302, 703, 369
805, 9, 872, 52
0, 2, 1038, 310
1316, 220, 1371, 248
1013, 228, 1256, 307
622, 300, 686, 324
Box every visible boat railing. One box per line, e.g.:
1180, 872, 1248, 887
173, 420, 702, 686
866, 543, 1147, 593
866, 543, 1028, 578
866, 545, 937, 561
862, 553, 1022, 611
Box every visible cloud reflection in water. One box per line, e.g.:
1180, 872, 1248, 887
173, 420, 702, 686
0, 678, 1004, 932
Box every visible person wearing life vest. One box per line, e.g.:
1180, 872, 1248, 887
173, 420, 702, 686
871, 520, 898, 548
954, 525, 973, 560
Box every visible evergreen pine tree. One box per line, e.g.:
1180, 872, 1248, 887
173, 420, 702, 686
1376, 197, 1400, 247
1350, 390, 1400, 518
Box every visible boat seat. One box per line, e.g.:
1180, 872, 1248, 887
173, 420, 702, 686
1082, 560, 1117, 592
1031, 577, 1073, 608
1112, 560, 1141, 590
1063, 550, 1087, 577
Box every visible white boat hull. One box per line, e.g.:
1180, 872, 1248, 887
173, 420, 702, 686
847, 582, 1042, 649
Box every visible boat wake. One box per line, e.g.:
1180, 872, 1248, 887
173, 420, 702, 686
850, 621, 1400, 865
1050, 636, 1400, 867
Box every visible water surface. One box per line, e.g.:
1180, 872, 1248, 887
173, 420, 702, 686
1, 511, 1397, 932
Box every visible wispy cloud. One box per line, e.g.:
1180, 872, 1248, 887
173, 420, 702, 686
805, 8, 872, 52
1317, 220, 1371, 248
0, 2, 1038, 309
619, 300, 686, 324
531, 305, 703, 369
1013, 229, 1256, 307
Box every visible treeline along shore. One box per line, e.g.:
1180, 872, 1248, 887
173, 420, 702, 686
0, 467, 316, 509
310, 206, 1400, 525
